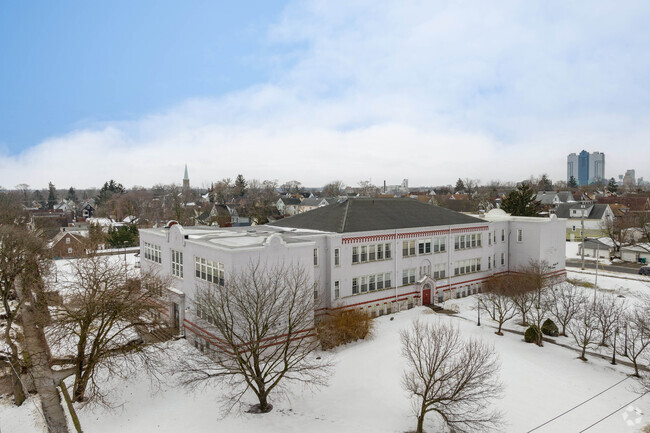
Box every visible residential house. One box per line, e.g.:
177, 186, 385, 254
554, 203, 614, 241
578, 238, 613, 260
49, 228, 88, 258
297, 197, 339, 213
276, 197, 302, 216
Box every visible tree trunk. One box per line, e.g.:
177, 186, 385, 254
9, 356, 26, 406
580, 345, 587, 361
19, 278, 70, 433
416, 412, 425, 433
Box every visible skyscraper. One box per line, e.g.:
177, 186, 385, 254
566, 151, 605, 186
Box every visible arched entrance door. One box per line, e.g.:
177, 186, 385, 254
422, 283, 431, 305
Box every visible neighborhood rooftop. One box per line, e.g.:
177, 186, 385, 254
269, 198, 485, 233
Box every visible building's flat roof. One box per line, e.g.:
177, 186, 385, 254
142, 225, 323, 250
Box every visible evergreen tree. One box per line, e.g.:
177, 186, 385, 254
455, 178, 465, 192
66, 186, 77, 202
32, 190, 46, 207
538, 174, 552, 191
47, 182, 57, 209
607, 177, 618, 193
501, 184, 541, 216
234, 174, 247, 197
97, 179, 125, 206
568, 176, 578, 188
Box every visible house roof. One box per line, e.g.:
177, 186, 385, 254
300, 197, 325, 207
535, 192, 558, 205
268, 198, 485, 233
280, 197, 302, 205
554, 203, 610, 220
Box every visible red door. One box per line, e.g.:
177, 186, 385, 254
422, 288, 431, 305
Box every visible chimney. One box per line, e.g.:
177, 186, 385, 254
383, 180, 386, 193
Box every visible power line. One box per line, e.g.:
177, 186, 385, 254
526, 376, 631, 432
578, 391, 648, 432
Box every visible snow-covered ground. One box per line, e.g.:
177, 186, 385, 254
2, 252, 649, 432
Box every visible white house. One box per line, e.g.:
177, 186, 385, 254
140, 198, 566, 349
620, 243, 650, 264
554, 203, 614, 241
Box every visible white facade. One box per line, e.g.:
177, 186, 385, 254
140, 207, 566, 346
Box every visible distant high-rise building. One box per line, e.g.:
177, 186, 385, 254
623, 169, 636, 189
566, 150, 605, 186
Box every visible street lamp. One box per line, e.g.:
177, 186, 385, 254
611, 327, 618, 365
477, 298, 481, 326
623, 323, 628, 358
580, 202, 586, 270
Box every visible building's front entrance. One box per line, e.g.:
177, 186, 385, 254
422, 284, 431, 305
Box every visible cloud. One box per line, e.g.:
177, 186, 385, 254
2, 0, 649, 189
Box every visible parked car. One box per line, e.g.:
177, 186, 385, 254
639, 266, 650, 275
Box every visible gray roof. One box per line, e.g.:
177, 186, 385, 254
280, 197, 302, 205
268, 198, 485, 233
554, 203, 609, 220
556, 191, 575, 203
300, 197, 326, 207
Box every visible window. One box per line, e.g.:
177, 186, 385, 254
376, 273, 384, 290
369, 244, 376, 261
360, 276, 368, 292
377, 244, 384, 260
433, 236, 446, 253
488, 256, 491, 269
501, 229, 505, 242
572, 225, 576, 231
488, 232, 492, 245
419, 263, 430, 277
334, 248, 340, 266
313, 248, 319, 266
352, 246, 359, 264
453, 258, 482, 276
334, 281, 340, 299
67, 247, 72, 254
385, 243, 392, 259
517, 229, 523, 242
403, 240, 416, 257
454, 234, 482, 251
418, 239, 432, 255
433, 263, 446, 279
361, 246, 368, 262
66, 237, 71, 244
501, 252, 505, 265
195, 257, 225, 286
402, 268, 416, 285
171, 250, 183, 278
352, 278, 359, 294
369, 275, 376, 291
384, 272, 392, 288
314, 284, 318, 301
144, 242, 162, 263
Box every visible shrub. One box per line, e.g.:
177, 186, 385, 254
524, 325, 541, 344
541, 318, 559, 337
317, 308, 375, 350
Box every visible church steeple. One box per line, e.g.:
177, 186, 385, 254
183, 164, 190, 189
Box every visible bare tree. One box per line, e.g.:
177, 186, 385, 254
178, 261, 331, 413
401, 320, 503, 433
480, 276, 517, 335
322, 180, 345, 197
357, 180, 378, 197
53, 253, 168, 403
567, 303, 600, 361
594, 293, 626, 346
547, 282, 586, 337
0, 223, 49, 405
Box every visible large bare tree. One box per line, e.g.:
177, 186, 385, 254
401, 320, 503, 433
617, 301, 650, 377
178, 261, 330, 413
53, 253, 168, 403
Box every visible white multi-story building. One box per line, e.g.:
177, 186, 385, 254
140, 198, 566, 346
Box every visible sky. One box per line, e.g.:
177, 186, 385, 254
1, 0, 649, 190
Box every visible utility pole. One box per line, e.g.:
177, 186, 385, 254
594, 243, 599, 306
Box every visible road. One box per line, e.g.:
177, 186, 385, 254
565, 259, 643, 275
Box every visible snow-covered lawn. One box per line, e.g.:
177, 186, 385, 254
2, 254, 649, 432
3, 303, 649, 433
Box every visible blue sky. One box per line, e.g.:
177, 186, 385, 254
0, 1, 286, 153
1, 1, 650, 189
